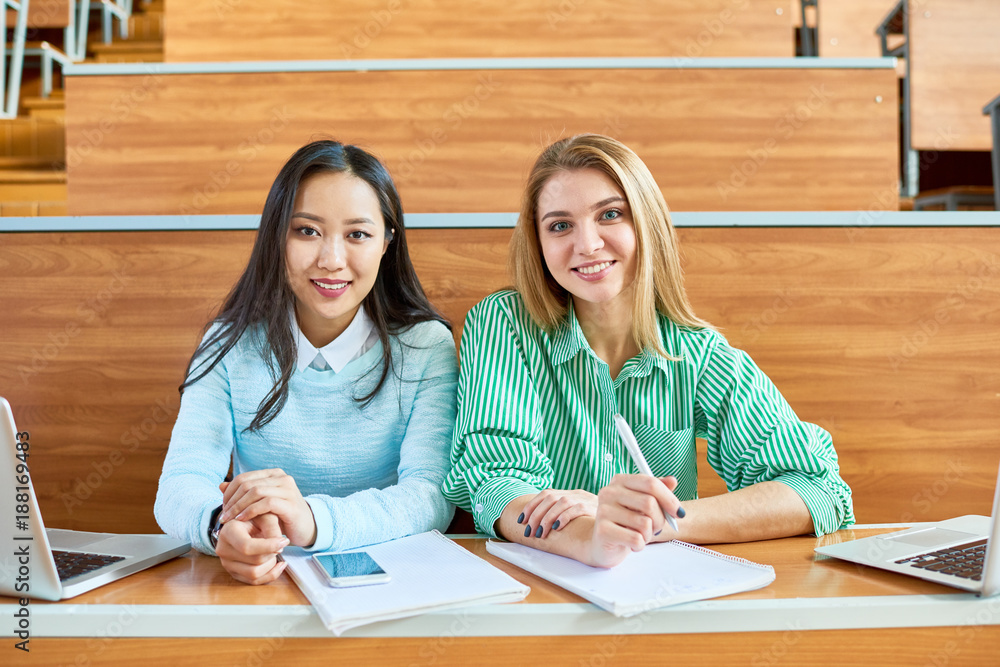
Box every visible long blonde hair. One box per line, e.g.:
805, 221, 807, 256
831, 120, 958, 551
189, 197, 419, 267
509, 134, 711, 356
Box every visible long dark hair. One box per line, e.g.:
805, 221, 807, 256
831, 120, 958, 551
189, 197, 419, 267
181, 140, 448, 431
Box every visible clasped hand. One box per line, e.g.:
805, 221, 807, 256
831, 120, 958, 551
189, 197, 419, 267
214, 468, 317, 585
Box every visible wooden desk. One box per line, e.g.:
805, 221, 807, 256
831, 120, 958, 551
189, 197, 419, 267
1, 528, 998, 665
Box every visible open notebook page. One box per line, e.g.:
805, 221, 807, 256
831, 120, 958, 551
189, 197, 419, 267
285, 530, 529, 635
486, 539, 774, 617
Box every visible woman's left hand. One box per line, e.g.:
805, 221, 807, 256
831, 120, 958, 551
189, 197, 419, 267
518, 489, 599, 539
220, 469, 317, 548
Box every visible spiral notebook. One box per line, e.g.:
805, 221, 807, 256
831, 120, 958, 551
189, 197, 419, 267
485, 539, 774, 617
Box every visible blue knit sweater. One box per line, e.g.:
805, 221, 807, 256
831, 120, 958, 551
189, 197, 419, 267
154, 320, 457, 555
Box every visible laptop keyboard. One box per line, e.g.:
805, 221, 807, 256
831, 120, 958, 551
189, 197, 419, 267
893, 538, 987, 580
52, 550, 126, 581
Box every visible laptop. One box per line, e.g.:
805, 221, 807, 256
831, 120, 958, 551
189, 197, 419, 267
815, 463, 1000, 597
0, 397, 190, 601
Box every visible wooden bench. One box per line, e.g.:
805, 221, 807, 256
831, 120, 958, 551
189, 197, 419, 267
163, 0, 795, 62
1, 214, 998, 535
64, 60, 899, 215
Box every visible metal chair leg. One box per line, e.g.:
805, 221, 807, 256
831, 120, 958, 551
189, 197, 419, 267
42, 50, 53, 98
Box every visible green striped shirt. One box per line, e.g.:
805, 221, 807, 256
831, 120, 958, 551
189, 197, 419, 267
442, 290, 854, 538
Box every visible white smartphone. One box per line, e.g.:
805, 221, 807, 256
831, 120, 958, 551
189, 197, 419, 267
311, 551, 391, 588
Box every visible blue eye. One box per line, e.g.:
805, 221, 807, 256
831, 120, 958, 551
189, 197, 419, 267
601, 209, 621, 220
549, 221, 570, 233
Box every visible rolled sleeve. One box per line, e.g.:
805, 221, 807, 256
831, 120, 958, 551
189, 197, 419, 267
694, 332, 855, 535
154, 330, 236, 555
442, 295, 550, 536
772, 471, 853, 536
303, 496, 335, 552
473, 477, 542, 538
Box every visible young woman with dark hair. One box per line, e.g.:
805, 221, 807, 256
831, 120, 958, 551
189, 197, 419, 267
156, 140, 457, 584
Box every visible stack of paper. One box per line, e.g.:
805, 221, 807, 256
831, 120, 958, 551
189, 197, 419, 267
486, 539, 774, 617
284, 530, 529, 635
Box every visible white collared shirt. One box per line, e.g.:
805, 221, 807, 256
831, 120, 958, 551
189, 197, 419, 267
291, 306, 378, 373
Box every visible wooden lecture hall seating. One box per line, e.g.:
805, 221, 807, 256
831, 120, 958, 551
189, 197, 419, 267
163, 0, 795, 61
5, 0, 71, 31
817, 0, 899, 58
814, 0, 1000, 148
907, 0, 999, 153
1, 217, 998, 536
63, 61, 898, 215
2, 1, 1000, 662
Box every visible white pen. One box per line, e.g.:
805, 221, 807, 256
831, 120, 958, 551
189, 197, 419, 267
612, 414, 680, 533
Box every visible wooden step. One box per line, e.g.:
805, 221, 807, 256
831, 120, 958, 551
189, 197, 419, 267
0, 169, 66, 183
5, 39, 65, 52
0, 156, 63, 169
22, 91, 66, 121
90, 40, 163, 63
0, 200, 68, 216
913, 186, 996, 211
0, 117, 65, 164
128, 10, 164, 41
0, 168, 67, 203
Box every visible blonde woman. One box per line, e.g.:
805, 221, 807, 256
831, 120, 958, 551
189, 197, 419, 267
443, 134, 853, 568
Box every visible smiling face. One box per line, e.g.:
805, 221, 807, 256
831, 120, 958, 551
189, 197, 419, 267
536, 168, 638, 316
284, 170, 390, 348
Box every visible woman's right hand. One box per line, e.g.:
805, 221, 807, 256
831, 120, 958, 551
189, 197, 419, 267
588, 474, 681, 568
215, 512, 290, 585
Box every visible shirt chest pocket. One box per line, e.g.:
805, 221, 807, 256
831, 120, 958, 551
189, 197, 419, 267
630, 425, 698, 501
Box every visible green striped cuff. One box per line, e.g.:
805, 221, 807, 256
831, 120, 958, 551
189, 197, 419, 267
772, 471, 854, 536
473, 477, 541, 538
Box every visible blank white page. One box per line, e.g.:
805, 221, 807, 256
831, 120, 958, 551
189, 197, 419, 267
285, 530, 529, 634
486, 539, 774, 616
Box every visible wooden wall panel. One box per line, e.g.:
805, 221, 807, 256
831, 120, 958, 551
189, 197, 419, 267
910, 0, 1000, 151
1, 226, 998, 534
164, 0, 794, 62
65, 67, 898, 215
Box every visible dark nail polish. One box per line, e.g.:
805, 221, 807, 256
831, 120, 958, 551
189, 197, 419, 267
517, 512, 525, 524
524, 525, 532, 538
654, 530, 662, 536
552, 520, 560, 530
676, 506, 686, 519
535, 525, 543, 538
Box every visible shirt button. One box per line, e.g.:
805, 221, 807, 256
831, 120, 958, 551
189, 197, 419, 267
475, 503, 484, 513
604, 453, 614, 463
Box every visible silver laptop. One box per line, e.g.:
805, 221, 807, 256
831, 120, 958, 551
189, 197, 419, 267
815, 463, 999, 597
0, 397, 190, 601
